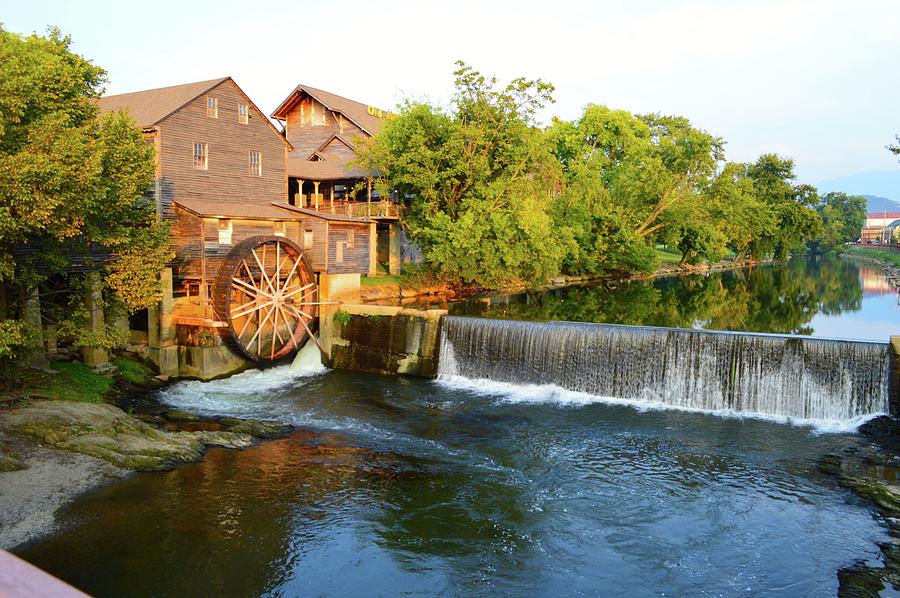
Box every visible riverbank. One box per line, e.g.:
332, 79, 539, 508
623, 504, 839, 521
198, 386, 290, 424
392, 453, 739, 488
0, 356, 294, 549
840, 246, 900, 290
360, 256, 764, 304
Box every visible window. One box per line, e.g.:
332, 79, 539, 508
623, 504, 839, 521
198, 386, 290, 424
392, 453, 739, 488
249, 151, 262, 176
218, 219, 232, 244
303, 230, 314, 249
207, 97, 218, 118
238, 103, 249, 124
193, 142, 207, 170
273, 222, 286, 237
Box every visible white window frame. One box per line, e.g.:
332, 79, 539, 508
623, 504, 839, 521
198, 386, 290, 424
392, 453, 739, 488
273, 222, 286, 237
238, 103, 249, 124
207, 96, 218, 118
249, 150, 262, 177
193, 142, 208, 170
218, 219, 232, 244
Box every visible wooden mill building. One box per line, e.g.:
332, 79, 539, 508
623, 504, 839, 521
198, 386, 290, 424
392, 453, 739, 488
99, 77, 403, 378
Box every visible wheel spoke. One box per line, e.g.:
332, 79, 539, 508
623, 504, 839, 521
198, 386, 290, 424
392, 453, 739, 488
281, 255, 303, 293
232, 276, 270, 299
282, 281, 315, 300
276, 305, 300, 348
251, 248, 276, 295
231, 299, 274, 321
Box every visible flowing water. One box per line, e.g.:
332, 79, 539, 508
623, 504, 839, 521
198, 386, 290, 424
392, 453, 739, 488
13, 256, 900, 596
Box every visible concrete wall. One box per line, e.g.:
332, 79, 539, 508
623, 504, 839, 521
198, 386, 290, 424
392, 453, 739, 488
319, 304, 446, 377
891, 336, 900, 417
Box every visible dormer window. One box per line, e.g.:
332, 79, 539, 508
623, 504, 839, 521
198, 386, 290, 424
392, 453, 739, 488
238, 103, 249, 124
207, 97, 218, 118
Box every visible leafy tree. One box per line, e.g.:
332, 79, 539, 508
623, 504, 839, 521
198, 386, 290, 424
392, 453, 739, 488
889, 134, 899, 160
358, 62, 566, 287
745, 154, 821, 259
547, 105, 723, 273
810, 191, 867, 252
0, 26, 168, 366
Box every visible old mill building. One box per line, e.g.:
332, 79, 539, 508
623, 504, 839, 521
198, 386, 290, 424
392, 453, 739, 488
98, 76, 404, 379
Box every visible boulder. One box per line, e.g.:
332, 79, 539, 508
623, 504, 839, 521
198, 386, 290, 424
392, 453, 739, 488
0, 401, 205, 472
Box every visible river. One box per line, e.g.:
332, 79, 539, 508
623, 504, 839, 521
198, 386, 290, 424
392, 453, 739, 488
14, 256, 900, 596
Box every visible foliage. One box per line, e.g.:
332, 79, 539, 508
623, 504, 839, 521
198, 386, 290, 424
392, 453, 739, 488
744, 154, 822, 260
358, 62, 566, 287
547, 104, 725, 271
889, 135, 900, 161
810, 192, 867, 252
0, 26, 168, 364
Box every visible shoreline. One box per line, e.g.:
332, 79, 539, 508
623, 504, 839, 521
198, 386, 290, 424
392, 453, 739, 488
360, 257, 769, 305
0, 430, 129, 549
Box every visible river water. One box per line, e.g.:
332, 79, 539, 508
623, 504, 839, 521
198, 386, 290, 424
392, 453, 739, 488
14, 256, 900, 596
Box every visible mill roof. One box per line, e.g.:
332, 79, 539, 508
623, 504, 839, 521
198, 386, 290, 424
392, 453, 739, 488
271, 84, 387, 136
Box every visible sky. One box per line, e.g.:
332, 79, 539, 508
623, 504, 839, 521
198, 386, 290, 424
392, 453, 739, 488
3, 0, 899, 188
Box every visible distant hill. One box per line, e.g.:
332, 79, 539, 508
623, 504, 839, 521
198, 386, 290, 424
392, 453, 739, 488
861, 195, 900, 214
816, 169, 900, 201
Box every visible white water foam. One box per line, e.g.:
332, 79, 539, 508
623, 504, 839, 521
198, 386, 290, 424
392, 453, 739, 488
435, 373, 886, 435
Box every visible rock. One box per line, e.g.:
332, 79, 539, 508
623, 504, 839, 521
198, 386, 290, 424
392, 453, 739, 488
549, 276, 567, 286
0, 452, 26, 472
0, 400, 205, 472
164, 410, 200, 422
400, 288, 417, 298
191, 431, 253, 449
134, 413, 166, 426
154, 374, 170, 382
92, 363, 118, 375
221, 417, 293, 439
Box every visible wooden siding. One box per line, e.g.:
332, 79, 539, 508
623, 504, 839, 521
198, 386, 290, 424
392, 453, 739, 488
157, 79, 287, 217
170, 207, 203, 278
284, 97, 367, 161
327, 223, 370, 274
302, 218, 329, 272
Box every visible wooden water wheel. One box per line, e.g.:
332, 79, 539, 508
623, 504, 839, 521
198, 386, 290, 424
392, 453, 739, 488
213, 235, 318, 363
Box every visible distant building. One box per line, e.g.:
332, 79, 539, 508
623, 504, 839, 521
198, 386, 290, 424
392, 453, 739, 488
861, 212, 900, 243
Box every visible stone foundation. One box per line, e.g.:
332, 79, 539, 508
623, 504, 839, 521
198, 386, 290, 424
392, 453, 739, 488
320, 304, 445, 377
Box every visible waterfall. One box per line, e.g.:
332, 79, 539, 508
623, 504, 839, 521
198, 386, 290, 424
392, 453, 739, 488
438, 317, 893, 421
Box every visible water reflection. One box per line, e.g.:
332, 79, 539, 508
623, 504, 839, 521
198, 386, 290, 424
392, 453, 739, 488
451, 256, 889, 338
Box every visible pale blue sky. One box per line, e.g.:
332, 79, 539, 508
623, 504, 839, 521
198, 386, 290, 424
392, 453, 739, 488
4, 0, 899, 187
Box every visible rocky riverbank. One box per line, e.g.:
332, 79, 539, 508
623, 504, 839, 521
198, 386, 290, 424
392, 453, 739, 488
820, 416, 900, 596
0, 395, 293, 549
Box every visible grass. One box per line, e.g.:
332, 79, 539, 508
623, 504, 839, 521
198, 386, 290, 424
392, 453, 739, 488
29, 361, 114, 403
842, 245, 900, 268
361, 273, 404, 287
655, 245, 683, 264
112, 357, 153, 385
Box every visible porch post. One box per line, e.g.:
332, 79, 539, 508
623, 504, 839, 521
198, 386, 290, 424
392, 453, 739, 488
313, 181, 320, 210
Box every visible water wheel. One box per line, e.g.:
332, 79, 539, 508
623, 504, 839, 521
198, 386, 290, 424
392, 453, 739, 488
213, 235, 318, 363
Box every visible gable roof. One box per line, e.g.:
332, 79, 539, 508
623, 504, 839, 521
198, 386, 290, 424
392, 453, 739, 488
288, 157, 368, 181
271, 84, 387, 136
98, 77, 228, 128
98, 77, 292, 149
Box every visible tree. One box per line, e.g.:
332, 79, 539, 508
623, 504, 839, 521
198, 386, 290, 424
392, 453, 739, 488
546, 104, 723, 273
889, 134, 900, 160
0, 26, 168, 366
745, 154, 821, 260
357, 62, 566, 287
810, 191, 867, 252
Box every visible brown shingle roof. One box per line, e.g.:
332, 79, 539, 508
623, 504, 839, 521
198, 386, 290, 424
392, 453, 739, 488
174, 198, 300, 220
271, 84, 387, 136
98, 77, 229, 127
288, 157, 368, 181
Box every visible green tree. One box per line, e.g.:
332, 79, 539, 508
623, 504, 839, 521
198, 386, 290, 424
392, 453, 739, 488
810, 191, 867, 252
358, 62, 566, 287
547, 105, 723, 273
745, 154, 821, 259
0, 26, 169, 365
